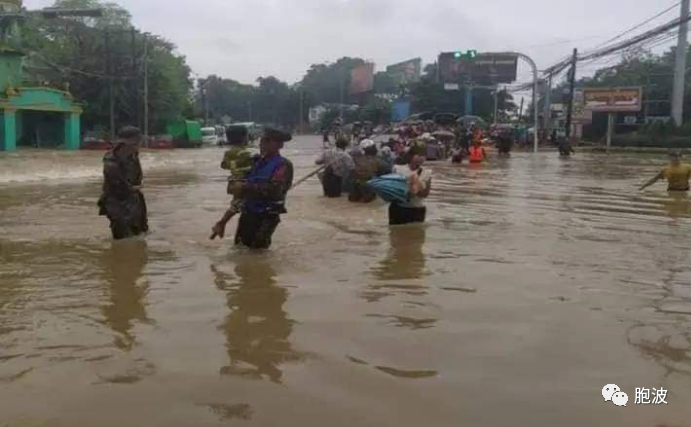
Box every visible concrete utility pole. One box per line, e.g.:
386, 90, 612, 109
493, 85, 499, 124
565, 48, 578, 140
543, 75, 552, 136
143, 35, 149, 142
105, 29, 115, 141
672, 0, 690, 126
298, 88, 304, 134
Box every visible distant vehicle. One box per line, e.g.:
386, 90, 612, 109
147, 135, 175, 150
81, 131, 112, 150
230, 122, 262, 143
166, 120, 203, 148
201, 127, 219, 146
226, 125, 250, 146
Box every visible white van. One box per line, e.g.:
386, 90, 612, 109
201, 127, 219, 146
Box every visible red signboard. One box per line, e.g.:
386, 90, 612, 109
350, 63, 375, 95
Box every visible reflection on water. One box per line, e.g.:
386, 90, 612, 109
3, 144, 691, 426
372, 226, 427, 281
99, 240, 150, 351
213, 254, 303, 383
662, 193, 691, 219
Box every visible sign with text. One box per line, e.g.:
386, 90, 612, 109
572, 90, 593, 125
350, 63, 375, 95
583, 87, 643, 113
386, 58, 421, 86
439, 52, 518, 85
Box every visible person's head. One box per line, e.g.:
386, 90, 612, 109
408, 152, 425, 170
116, 126, 142, 156
361, 139, 377, 156
227, 126, 249, 146
473, 138, 482, 147
260, 128, 292, 156
669, 151, 683, 166
335, 137, 349, 150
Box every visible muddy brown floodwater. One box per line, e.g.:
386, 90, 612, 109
1, 136, 691, 427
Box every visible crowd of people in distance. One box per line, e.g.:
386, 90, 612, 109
98, 120, 691, 250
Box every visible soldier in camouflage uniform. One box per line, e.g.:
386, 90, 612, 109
98, 126, 149, 240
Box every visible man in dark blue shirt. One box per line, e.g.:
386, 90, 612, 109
212, 128, 293, 249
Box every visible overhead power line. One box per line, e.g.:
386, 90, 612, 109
580, 14, 691, 61
593, 2, 681, 49
541, 3, 689, 77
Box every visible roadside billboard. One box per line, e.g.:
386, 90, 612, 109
583, 87, 643, 113
386, 58, 421, 86
439, 52, 518, 85
572, 90, 593, 125
350, 63, 375, 95
392, 99, 411, 122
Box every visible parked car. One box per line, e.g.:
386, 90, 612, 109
201, 127, 219, 146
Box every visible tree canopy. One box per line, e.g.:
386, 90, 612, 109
21, 0, 193, 135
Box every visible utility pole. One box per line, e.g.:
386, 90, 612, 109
200, 79, 209, 125
564, 48, 578, 141
672, 0, 690, 126
131, 27, 140, 129
105, 29, 115, 140
543, 75, 552, 136
518, 97, 524, 120
339, 66, 345, 120
247, 101, 252, 121
493, 85, 499, 124
298, 88, 304, 134
143, 35, 149, 143
465, 84, 473, 116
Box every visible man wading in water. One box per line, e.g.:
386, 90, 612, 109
98, 126, 149, 240
211, 128, 294, 249
315, 137, 355, 198
640, 152, 691, 192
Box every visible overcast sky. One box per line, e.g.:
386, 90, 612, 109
26, 0, 676, 86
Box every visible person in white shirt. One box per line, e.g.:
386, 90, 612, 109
315, 138, 355, 198
390, 151, 432, 225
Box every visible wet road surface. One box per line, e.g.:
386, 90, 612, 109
1, 137, 690, 426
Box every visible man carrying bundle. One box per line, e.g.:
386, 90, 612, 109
211, 128, 293, 249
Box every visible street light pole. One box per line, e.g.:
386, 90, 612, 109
493, 85, 499, 124
672, 0, 690, 126
143, 34, 149, 143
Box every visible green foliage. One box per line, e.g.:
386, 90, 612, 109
359, 97, 391, 124
20, 0, 192, 134
201, 75, 301, 129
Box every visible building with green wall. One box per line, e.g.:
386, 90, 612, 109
0, 0, 83, 151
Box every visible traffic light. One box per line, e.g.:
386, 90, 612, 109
453, 50, 478, 60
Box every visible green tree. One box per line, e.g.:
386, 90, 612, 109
21, 0, 192, 135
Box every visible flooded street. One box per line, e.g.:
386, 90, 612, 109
1, 136, 691, 427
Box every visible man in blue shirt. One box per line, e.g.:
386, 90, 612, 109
211, 128, 294, 249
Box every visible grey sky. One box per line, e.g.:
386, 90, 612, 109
26, 0, 676, 86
